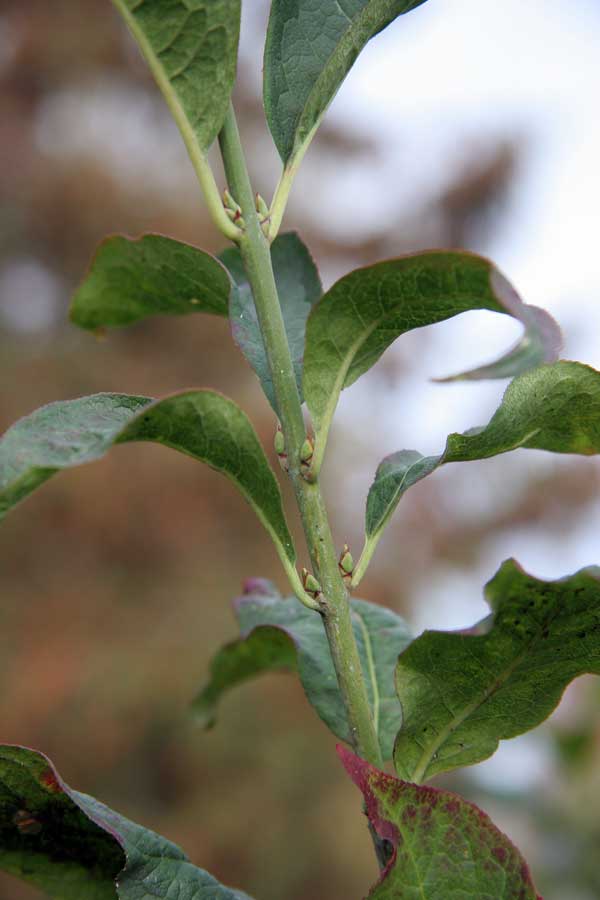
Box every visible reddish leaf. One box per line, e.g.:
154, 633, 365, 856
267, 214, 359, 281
338, 746, 542, 900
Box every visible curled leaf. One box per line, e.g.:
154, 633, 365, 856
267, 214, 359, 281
394, 560, 600, 783
0, 391, 295, 570
360, 361, 600, 579
339, 747, 541, 899
303, 251, 561, 466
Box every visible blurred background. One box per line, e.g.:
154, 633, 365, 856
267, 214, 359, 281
1, 1, 600, 898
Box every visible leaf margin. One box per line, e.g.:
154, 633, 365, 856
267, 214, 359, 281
393, 558, 600, 783
0, 390, 297, 576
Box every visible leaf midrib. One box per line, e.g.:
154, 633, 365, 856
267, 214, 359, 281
408, 620, 554, 784
309, 317, 379, 452
352, 609, 380, 738
289, 2, 374, 159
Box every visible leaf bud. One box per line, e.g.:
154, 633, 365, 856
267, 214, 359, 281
225, 208, 245, 227
222, 189, 239, 212
256, 193, 270, 218
302, 568, 322, 596
274, 425, 288, 472
300, 437, 314, 465
339, 544, 354, 576
274, 427, 285, 457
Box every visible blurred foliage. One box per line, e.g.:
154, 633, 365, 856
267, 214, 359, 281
1, 2, 599, 899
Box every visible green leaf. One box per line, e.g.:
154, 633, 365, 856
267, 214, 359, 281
0, 745, 254, 899
339, 747, 541, 900
193, 578, 412, 760
0, 394, 151, 517
112, 0, 241, 153
221, 232, 322, 412
0, 392, 295, 569
303, 252, 562, 467
393, 559, 600, 784
70, 234, 231, 331
362, 361, 600, 575
264, 0, 429, 164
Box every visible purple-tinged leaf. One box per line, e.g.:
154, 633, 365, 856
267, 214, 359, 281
339, 747, 542, 900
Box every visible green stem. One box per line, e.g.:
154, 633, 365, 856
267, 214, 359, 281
218, 103, 382, 769
351, 535, 379, 590
268, 159, 299, 242
268, 125, 321, 242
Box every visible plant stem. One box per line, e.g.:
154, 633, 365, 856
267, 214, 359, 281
218, 104, 382, 769
267, 157, 300, 242
268, 124, 321, 243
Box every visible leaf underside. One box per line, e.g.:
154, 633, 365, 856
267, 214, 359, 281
394, 560, 600, 783
221, 232, 322, 411
302, 251, 561, 449
112, 0, 241, 152
366, 360, 600, 545
0, 392, 295, 566
0, 745, 253, 900
193, 578, 412, 760
264, 0, 429, 164
70, 234, 231, 331
340, 747, 541, 900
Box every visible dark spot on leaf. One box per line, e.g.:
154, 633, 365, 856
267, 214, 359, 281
39, 768, 61, 793
13, 809, 43, 836
492, 846, 507, 863
381, 839, 394, 864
